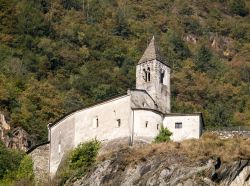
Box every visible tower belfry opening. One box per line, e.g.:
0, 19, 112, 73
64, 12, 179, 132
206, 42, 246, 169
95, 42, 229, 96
136, 36, 171, 113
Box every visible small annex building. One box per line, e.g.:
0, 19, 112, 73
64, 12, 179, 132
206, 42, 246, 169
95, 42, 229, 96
48, 37, 204, 176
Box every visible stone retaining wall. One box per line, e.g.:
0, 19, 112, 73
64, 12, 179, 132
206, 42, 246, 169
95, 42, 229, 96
29, 143, 50, 184
209, 130, 250, 139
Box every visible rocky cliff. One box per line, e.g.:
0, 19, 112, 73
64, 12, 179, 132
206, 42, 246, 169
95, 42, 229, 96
0, 113, 34, 151
62, 134, 250, 186
71, 157, 249, 186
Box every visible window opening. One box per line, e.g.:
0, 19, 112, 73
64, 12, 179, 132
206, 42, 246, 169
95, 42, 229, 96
58, 143, 61, 154
117, 119, 121, 127
157, 124, 160, 130
58, 131, 61, 154
143, 69, 147, 82
160, 70, 165, 84
175, 122, 182, 129
145, 121, 148, 128
93, 116, 99, 128
147, 67, 151, 82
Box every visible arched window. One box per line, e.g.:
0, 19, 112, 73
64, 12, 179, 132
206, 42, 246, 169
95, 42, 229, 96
147, 67, 151, 82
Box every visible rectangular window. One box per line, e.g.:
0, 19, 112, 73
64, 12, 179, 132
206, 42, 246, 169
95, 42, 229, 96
157, 124, 160, 130
145, 121, 148, 128
93, 116, 99, 128
175, 122, 182, 129
58, 143, 61, 154
117, 119, 121, 127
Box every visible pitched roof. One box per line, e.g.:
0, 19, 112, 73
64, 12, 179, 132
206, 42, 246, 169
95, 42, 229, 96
138, 36, 167, 65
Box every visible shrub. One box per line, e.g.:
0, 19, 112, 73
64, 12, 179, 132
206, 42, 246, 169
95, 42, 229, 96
183, 18, 203, 35
0, 155, 34, 186
228, 0, 249, 16
55, 139, 101, 184
0, 142, 24, 179
70, 139, 101, 170
16, 155, 34, 181
154, 125, 172, 143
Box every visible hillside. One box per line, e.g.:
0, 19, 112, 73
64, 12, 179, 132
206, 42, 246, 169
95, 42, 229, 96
52, 134, 250, 186
0, 0, 250, 143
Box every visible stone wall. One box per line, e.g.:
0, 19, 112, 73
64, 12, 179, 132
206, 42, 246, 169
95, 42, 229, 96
29, 143, 49, 184
136, 60, 171, 113
133, 109, 163, 142
209, 130, 250, 139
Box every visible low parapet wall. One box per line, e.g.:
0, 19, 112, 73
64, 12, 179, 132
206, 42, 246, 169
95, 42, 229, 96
207, 130, 250, 139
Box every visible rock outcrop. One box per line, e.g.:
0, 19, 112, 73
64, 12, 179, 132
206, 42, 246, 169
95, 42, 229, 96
0, 113, 34, 151
64, 138, 250, 186
70, 156, 249, 186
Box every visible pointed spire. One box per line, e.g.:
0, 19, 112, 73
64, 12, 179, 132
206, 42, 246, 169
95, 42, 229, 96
138, 36, 167, 65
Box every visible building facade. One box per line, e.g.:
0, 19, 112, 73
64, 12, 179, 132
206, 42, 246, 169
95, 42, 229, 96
48, 37, 204, 176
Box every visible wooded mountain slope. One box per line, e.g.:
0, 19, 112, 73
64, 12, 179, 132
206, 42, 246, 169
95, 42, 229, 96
0, 0, 249, 143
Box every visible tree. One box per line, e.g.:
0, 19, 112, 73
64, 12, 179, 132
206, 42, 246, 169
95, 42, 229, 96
60, 0, 82, 10
113, 9, 131, 37
0, 142, 24, 179
194, 45, 213, 72
228, 0, 249, 17
167, 31, 191, 60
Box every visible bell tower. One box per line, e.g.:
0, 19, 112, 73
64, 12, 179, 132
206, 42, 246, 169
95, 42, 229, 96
136, 36, 171, 113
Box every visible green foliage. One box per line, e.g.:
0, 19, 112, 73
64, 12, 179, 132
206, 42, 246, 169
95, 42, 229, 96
61, 0, 83, 10
167, 30, 191, 61
0, 0, 249, 144
16, 155, 34, 181
113, 9, 131, 37
0, 142, 25, 179
228, 0, 249, 16
183, 18, 203, 35
56, 139, 101, 184
0, 148, 33, 186
154, 126, 172, 143
194, 45, 214, 72
70, 139, 101, 169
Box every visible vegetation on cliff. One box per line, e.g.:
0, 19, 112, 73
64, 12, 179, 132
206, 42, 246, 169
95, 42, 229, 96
54, 139, 101, 185
61, 134, 250, 185
0, 0, 249, 144
0, 142, 34, 185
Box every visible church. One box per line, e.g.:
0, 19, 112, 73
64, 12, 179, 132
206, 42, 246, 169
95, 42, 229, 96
48, 36, 204, 176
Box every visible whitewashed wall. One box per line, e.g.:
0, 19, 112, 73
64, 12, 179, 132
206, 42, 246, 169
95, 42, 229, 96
74, 95, 131, 145
49, 95, 132, 176
133, 109, 163, 142
163, 115, 202, 141
50, 116, 75, 176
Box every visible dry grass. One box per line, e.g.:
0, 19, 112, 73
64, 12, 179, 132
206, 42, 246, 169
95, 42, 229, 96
98, 133, 250, 166
180, 132, 250, 162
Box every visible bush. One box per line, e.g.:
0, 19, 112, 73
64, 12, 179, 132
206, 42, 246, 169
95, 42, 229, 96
0, 142, 24, 179
228, 0, 249, 16
55, 139, 101, 184
70, 139, 101, 170
0, 155, 34, 186
154, 125, 172, 143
